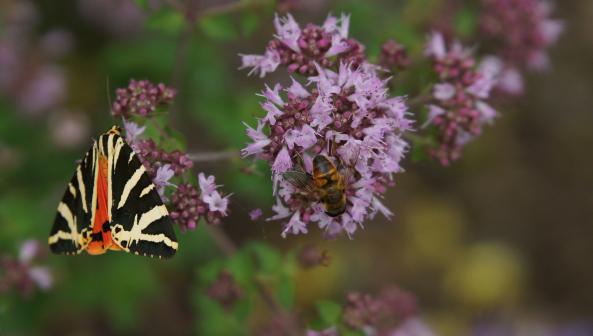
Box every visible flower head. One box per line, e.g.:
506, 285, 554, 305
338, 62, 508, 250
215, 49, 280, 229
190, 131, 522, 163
424, 32, 499, 166
243, 62, 411, 238
249, 208, 263, 221
379, 39, 410, 71
111, 79, 176, 118
342, 286, 421, 334
207, 270, 243, 311
133, 139, 193, 178
169, 172, 231, 230
479, 0, 563, 93
0, 240, 53, 296
153, 164, 175, 198
240, 13, 365, 77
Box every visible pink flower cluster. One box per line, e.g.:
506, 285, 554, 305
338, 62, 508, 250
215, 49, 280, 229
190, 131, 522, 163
169, 173, 231, 230
0, 240, 53, 296
242, 60, 411, 238
379, 39, 410, 71
123, 120, 230, 230
342, 286, 428, 335
0, 1, 70, 116
240, 13, 365, 77
112, 79, 176, 117
117, 79, 230, 231
479, 0, 563, 95
124, 120, 191, 196
424, 32, 499, 166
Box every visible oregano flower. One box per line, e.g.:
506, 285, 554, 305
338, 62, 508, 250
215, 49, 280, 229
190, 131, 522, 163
423, 32, 499, 166
240, 13, 366, 77
242, 62, 411, 238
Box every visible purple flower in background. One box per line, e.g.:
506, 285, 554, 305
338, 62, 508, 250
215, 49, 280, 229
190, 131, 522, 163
480, 0, 563, 94
40, 29, 74, 59
78, 0, 145, 37
249, 208, 263, 221
298, 244, 331, 268
242, 60, 411, 238
0, 1, 71, 116
49, 110, 90, 149
207, 270, 243, 311
379, 39, 410, 71
424, 32, 499, 166
240, 13, 366, 77
112, 79, 176, 118
17, 65, 66, 116
342, 286, 428, 335
0, 240, 53, 296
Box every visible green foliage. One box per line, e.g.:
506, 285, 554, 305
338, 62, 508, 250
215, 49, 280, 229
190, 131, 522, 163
195, 242, 297, 334
454, 6, 478, 39
199, 15, 239, 40
146, 9, 186, 34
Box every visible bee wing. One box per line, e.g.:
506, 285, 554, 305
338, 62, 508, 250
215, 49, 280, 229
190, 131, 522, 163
282, 170, 316, 194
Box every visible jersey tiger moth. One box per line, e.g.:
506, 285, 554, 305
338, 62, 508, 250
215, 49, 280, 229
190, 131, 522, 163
49, 125, 178, 258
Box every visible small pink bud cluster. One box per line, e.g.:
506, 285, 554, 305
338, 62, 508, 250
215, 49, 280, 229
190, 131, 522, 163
479, 0, 563, 94
240, 13, 365, 77
342, 286, 420, 334
133, 139, 193, 177
379, 39, 410, 71
112, 79, 176, 117
424, 32, 499, 166
169, 173, 230, 231
206, 270, 243, 311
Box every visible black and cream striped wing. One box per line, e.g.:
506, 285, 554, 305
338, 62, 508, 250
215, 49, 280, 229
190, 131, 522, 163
101, 133, 178, 258
49, 142, 97, 255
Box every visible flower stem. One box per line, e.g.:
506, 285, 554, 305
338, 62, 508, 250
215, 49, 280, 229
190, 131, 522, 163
188, 150, 239, 163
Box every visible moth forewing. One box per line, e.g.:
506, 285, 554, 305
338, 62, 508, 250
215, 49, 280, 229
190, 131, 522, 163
49, 126, 178, 258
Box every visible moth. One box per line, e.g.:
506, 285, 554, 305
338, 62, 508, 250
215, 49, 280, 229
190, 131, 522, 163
49, 125, 178, 258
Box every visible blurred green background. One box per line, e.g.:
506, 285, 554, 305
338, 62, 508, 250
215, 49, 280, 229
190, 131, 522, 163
0, 0, 591, 335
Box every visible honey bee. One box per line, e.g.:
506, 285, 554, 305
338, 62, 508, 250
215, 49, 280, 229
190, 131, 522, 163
283, 155, 347, 217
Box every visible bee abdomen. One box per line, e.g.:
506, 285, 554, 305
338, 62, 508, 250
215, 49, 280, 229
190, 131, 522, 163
323, 190, 347, 217
325, 201, 347, 217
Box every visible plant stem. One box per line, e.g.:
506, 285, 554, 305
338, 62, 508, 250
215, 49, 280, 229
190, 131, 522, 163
188, 150, 239, 163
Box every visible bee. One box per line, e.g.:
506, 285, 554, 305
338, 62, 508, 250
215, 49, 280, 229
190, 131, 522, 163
283, 155, 348, 217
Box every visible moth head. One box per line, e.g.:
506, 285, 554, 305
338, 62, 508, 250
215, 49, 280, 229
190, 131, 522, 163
107, 125, 122, 136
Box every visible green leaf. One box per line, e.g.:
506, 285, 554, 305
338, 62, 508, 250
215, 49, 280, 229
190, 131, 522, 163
454, 6, 478, 38
133, 0, 149, 10
199, 15, 238, 40
249, 243, 282, 275
146, 9, 185, 34
276, 276, 295, 310
240, 11, 260, 37
315, 300, 342, 326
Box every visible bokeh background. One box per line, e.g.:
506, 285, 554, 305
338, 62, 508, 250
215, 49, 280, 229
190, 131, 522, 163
0, 0, 591, 335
